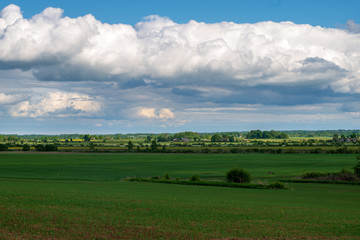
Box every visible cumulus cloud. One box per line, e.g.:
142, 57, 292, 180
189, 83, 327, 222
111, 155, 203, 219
1, 4, 360, 94
9, 91, 102, 117
0, 93, 21, 104
339, 102, 360, 112
137, 107, 174, 119
346, 20, 360, 33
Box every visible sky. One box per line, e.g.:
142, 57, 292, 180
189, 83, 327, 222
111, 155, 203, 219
1, 0, 360, 134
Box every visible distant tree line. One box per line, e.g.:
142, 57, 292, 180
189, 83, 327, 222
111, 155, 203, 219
246, 130, 289, 139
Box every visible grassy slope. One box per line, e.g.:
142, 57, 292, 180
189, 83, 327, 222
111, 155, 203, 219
0, 153, 356, 181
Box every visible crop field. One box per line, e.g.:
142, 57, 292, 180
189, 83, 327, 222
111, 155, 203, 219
0, 153, 359, 239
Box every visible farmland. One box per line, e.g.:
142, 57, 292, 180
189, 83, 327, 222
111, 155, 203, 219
0, 153, 359, 239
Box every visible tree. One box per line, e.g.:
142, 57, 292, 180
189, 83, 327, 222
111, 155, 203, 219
340, 134, 346, 141
35, 144, 45, 151
157, 134, 171, 142
22, 144, 31, 151
354, 156, 360, 178
332, 134, 339, 142
211, 134, 222, 142
83, 134, 91, 142
145, 135, 152, 143
0, 144, 8, 151
190, 175, 200, 181
127, 141, 134, 151
174, 131, 200, 141
150, 140, 158, 151
226, 168, 251, 183
89, 142, 95, 151
44, 144, 58, 151
246, 130, 263, 139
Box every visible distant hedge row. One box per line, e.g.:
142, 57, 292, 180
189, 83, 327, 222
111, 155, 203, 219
281, 179, 360, 185
126, 178, 287, 189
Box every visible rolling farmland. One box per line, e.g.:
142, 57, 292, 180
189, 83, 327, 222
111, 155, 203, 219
0, 153, 359, 239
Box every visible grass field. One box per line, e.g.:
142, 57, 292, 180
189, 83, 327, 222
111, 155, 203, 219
0, 153, 356, 181
0, 153, 359, 239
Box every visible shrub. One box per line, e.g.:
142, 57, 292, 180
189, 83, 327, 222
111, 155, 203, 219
22, 144, 31, 151
190, 175, 200, 181
35, 144, 45, 151
354, 156, 360, 178
164, 174, 170, 180
201, 148, 210, 153
302, 170, 357, 182
302, 172, 326, 179
336, 169, 357, 181
230, 148, 239, 153
0, 144, 8, 151
226, 168, 251, 183
45, 144, 58, 152
35, 144, 58, 152
267, 182, 286, 189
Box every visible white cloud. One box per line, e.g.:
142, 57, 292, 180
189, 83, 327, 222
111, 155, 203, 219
137, 107, 174, 120
9, 91, 102, 117
0, 4, 22, 26
187, 107, 256, 112
346, 20, 360, 33
1, 5, 360, 93
137, 108, 157, 118
0, 93, 21, 104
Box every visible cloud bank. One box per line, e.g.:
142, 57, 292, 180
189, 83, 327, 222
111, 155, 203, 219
1, 4, 360, 94
8, 91, 102, 118
2, 4, 360, 132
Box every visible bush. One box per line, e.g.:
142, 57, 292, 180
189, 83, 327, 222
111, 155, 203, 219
226, 168, 251, 183
190, 175, 200, 181
267, 182, 286, 189
302, 172, 326, 179
230, 148, 240, 153
336, 169, 357, 181
44, 144, 58, 152
35, 144, 45, 151
302, 170, 357, 182
22, 144, 31, 151
354, 156, 360, 178
0, 144, 8, 151
35, 144, 58, 152
164, 174, 170, 180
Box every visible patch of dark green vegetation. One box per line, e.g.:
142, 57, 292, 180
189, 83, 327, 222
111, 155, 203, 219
282, 158, 360, 185
126, 178, 287, 189
281, 179, 360, 185
226, 167, 251, 183
301, 169, 358, 182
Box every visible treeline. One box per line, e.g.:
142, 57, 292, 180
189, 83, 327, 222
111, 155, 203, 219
3, 130, 360, 143
246, 130, 289, 139
283, 130, 360, 138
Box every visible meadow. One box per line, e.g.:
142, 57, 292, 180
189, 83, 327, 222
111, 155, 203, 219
0, 153, 359, 239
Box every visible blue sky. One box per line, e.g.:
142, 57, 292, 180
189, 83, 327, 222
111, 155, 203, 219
1, 1, 360, 134
1, 0, 360, 27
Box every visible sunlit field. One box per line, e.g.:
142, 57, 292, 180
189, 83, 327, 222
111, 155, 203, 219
0, 153, 359, 239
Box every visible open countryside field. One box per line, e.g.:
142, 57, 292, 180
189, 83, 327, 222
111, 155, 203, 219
0, 153, 357, 181
0, 153, 359, 239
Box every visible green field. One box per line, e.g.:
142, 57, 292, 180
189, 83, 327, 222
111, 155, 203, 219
0, 153, 356, 181
0, 153, 359, 239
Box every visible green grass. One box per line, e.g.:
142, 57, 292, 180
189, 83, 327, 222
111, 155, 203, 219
0, 152, 356, 181
0, 178, 359, 239
0, 153, 359, 239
